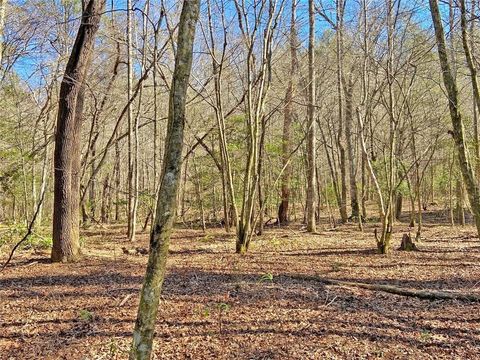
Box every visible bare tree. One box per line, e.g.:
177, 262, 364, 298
130, 0, 200, 357
51, 0, 105, 262
430, 0, 480, 236
127, 0, 138, 241
278, 0, 299, 225
233, 0, 285, 253
459, 0, 480, 175
306, 0, 317, 233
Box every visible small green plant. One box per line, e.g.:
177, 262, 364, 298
79, 236, 87, 248
193, 304, 211, 318
0, 224, 53, 251
199, 234, 215, 243
78, 309, 95, 322
420, 329, 432, 341
24, 234, 53, 250
108, 339, 118, 357
217, 302, 230, 312
216, 302, 230, 335
201, 305, 211, 318
268, 236, 281, 248
260, 272, 274, 282
0, 223, 25, 248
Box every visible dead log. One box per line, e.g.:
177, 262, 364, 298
287, 274, 480, 302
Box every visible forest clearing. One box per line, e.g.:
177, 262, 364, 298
3, 0, 480, 358
2, 216, 480, 359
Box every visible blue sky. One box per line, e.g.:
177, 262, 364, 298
5, 0, 449, 87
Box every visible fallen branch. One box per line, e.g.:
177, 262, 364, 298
117, 293, 133, 307
287, 274, 480, 302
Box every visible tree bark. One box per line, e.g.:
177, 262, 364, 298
130, 1, 199, 358
52, 0, 105, 263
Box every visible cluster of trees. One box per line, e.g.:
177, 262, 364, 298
2, 0, 480, 357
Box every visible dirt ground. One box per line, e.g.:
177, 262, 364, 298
1, 217, 480, 359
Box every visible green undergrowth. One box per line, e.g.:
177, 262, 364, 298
0, 223, 53, 252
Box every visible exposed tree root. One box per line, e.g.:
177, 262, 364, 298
288, 274, 480, 302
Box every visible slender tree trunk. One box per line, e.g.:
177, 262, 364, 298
460, 0, 480, 175
279, 0, 298, 225
430, 0, 480, 236
130, 1, 199, 357
21, 155, 29, 224
234, 0, 283, 253
361, 150, 367, 219
127, 0, 137, 241
306, 0, 317, 233
335, 0, 348, 223
192, 154, 206, 232
35, 137, 50, 226
375, 0, 397, 254
456, 178, 466, 225
52, 0, 105, 263
206, 0, 239, 234
449, 149, 456, 225
409, 112, 422, 239
257, 116, 266, 235
0, 0, 6, 69
100, 175, 110, 223
344, 74, 360, 219
87, 120, 98, 224
114, 132, 121, 222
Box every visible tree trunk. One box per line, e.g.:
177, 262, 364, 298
52, 0, 105, 263
257, 115, 267, 236
278, 0, 298, 225
100, 175, 110, 223
460, 0, 480, 176
361, 150, 367, 219
114, 132, 121, 222
130, 1, 199, 357
456, 179, 466, 225
335, 0, 348, 224
234, 0, 282, 253
205, 0, 239, 234
430, 0, 480, 237
376, 0, 397, 255
127, 0, 138, 241
35, 138, 50, 227
306, 0, 317, 233
344, 75, 360, 219
192, 154, 206, 232
0, 0, 6, 69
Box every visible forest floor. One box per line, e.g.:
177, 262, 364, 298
1, 215, 480, 359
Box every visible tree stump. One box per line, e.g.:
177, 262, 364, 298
398, 233, 418, 251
